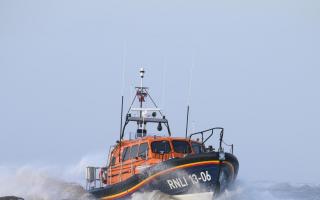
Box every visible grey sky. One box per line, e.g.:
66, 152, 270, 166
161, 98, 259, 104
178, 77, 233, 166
0, 0, 319, 183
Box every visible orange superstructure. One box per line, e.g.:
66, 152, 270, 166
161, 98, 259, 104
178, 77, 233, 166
104, 136, 203, 185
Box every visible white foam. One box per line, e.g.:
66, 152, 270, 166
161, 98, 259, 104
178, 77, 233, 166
1, 154, 320, 200
0, 152, 105, 200
132, 180, 320, 200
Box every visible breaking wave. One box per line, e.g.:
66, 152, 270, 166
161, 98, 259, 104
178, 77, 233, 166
1, 154, 319, 200
0, 165, 94, 200
0, 153, 105, 200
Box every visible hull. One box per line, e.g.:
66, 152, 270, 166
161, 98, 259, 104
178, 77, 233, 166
89, 152, 239, 199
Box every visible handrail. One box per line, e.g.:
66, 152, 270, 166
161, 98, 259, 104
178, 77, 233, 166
222, 140, 234, 154
86, 166, 104, 190
189, 127, 224, 151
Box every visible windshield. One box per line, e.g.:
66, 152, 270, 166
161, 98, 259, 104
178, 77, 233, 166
122, 147, 131, 161
151, 141, 171, 154
130, 144, 139, 159
138, 142, 149, 158
172, 140, 191, 154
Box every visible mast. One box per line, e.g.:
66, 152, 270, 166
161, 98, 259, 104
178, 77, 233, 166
138, 68, 145, 136
139, 68, 145, 118
120, 68, 172, 139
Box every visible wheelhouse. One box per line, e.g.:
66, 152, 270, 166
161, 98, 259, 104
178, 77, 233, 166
105, 136, 204, 185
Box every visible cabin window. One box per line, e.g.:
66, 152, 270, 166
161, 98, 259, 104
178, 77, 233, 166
110, 156, 116, 166
172, 140, 191, 154
191, 142, 203, 154
122, 147, 131, 161
138, 142, 149, 158
130, 144, 139, 159
151, 141, 171, 154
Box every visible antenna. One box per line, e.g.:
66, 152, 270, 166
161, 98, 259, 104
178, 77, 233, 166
119, 95, 124, 162
185, 105, 190, 138
185, 56, 194, 138
118, 43, 126, 161
119, 96, 124, 136
121, 41, 127, 96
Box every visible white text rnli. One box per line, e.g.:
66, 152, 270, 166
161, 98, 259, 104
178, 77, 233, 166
166, 171, 212, 190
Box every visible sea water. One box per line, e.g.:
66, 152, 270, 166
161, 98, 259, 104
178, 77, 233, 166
1, 155, 319, 200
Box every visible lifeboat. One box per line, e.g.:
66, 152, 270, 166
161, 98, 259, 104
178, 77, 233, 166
85, 68, 239, 199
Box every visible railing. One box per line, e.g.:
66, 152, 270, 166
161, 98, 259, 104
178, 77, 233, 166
92, 149, 149, 187
85, 167, 104, 190
222, 140, 234, 154
189, 127, 224, 149
189, 127, 234, 154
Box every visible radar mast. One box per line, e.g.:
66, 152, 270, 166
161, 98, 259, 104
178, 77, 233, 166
120, 68, 171, 140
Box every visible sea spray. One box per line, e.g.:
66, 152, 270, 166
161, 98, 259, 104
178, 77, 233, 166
216, 180, 320, 200
1, 155, 320, 200
132, 191, 176, 200
0, 166, 95, 200
132, 180, 320, 200
0, 152, 105, 200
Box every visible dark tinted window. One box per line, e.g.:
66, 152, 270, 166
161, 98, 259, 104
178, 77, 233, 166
122, 147, 131, 161
110, 156, 116, 166
151, 141, 171, 153
172, 140, 191, 153
130, 145, 139, 159
192, 142, 203, 154
138, 143, 149, 158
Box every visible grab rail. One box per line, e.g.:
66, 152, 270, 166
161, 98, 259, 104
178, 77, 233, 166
85, 167, 103, 190
222, 140, 234, 154
189, 127, 223, 149
189, 127, 234, 154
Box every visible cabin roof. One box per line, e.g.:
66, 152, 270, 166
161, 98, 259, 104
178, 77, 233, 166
119, 135, 199, 146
